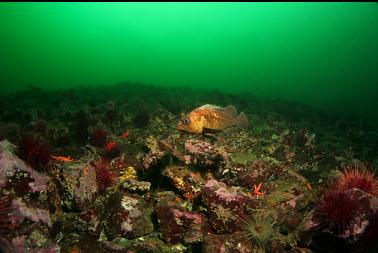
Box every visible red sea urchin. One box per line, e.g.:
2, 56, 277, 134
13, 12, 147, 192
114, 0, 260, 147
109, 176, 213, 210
337, 163, 378, 196
0, 195, 13, 234
94, 159, 115, 192
16, 136, 52, 170
313, 187, 363, 235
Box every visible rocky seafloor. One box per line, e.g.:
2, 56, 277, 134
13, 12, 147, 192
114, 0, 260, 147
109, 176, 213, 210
0, 82, 377, 253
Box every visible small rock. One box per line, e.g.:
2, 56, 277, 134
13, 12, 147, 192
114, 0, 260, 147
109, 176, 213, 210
201, 179, 255, 233
103, 191, 154, 239
162, 165, 204, 201
202, 232, 253, 253
155, 191, 211, 244
142, 150, 166, 170
59, 162, 98, 211
184, 139, 228, 168
1, 227, 58, 253
122, 179, 151, 193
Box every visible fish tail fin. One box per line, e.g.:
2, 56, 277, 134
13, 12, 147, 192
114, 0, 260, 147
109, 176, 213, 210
235, 112, 249, 130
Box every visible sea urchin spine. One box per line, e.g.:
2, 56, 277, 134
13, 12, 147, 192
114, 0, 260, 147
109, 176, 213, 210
16, 136, 52, 170
313, 187, 363, 235
337, 163, 378, 196
0, 195, 13, 233
94, 159, 115, 192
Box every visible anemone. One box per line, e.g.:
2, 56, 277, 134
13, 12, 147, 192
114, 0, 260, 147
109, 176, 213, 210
240, 213, 276, 251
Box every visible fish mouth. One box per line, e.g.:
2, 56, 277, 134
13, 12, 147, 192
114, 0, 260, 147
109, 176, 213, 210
176, 124, 186, 132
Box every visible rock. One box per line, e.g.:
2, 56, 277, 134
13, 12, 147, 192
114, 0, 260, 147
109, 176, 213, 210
184, 139, 228, 168
58, 233, 123, 253
10, 197, 52, 228
0, 140, 49, 194
0, 140, 60, 233
103, 191, 154, 239
142, 136, 167, 170
162, 165, 204, 201
202, 232, 253, 253
113, 147, 144, 173
118, 166, 138, 182
230, 152, 258, 165
238, 160, 284, 188
201, 179, 256, 233
59, 161, 98, 211
50, 208, 101, 244
155, 191, 211, 244
1, 227, 58, 253
112, 236, 187, 253
267, 191, 296, 206
142, 150, 166, 170
121, 179, 151, 194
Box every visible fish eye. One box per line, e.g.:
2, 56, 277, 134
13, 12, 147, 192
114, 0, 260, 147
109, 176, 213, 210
182, 118, 191, 125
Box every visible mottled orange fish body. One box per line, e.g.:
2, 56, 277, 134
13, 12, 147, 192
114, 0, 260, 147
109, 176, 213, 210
177, 104, 249, 134
120, 130, 130, 138
51, 155, 74, 162
105, 141, 118, 152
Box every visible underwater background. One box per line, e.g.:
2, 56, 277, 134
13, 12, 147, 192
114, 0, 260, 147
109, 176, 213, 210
1, 2, 378, 253
1, 2, 378, 126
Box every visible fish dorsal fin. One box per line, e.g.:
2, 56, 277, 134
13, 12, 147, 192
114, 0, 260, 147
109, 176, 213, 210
222, 105, 238, 117
197, 104, 220, 110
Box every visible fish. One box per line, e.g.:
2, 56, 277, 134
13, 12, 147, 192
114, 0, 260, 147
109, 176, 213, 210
105, 141, 118, 152
119, 130, 130, 138
177, 104, 249, 134
51, 155, 74, 162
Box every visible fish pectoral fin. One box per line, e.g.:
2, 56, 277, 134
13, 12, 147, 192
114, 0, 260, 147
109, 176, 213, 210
203, 132, 220, 141
202, 127, 222, 134
222, 127, 237, 135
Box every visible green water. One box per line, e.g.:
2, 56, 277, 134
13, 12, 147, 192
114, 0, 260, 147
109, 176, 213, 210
1, 2, 378, 126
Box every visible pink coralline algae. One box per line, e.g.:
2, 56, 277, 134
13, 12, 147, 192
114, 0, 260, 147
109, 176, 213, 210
10, 197, 52, 228
184, 139, 228, 168
205, 179, 241, 203
0, 140, 49, 193
202, 179, 255, 233
155, 191, 211, 244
